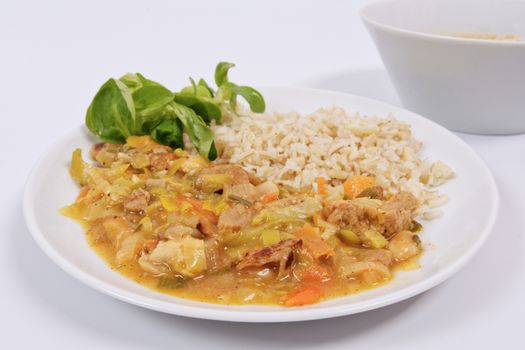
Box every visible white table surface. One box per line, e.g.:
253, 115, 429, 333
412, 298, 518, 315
1, 0, 524, 349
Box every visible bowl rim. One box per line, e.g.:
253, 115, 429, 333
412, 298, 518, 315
360, 0, 525, 47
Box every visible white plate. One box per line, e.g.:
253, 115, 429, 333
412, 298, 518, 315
23, 87, 499, 323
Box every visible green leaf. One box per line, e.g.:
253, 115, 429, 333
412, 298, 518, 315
208, 142, 217, 161
132, 85, 175, 118
221, 82, 266, 113
119, 73, 165, 92
85, 78, 138, 143
136, 73, 164, 87
85, 64, 262, 160
198, 78, 215, 97
180, 79, 213, 98
214, 62, 235, 86
189, 77, 197, 94
150, 117, 184, 149
171, 102, 217, 160
174, 93, 221, 123
119, 73, 143, 92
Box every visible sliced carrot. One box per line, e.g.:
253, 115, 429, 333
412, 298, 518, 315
195, 207, 218, 225
299, 265, 332, 284
343, 175, 375, 198
316, 177, 327, 195
296, 223, 320, 236
260, 192, 279, 204
294, 224, 334, 259
281, 286, 322, 307
177, 195, 218, 224
179, 195, 203, 210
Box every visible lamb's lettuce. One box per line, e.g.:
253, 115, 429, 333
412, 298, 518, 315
85, 62, 264, 160
85, 78, 138, 144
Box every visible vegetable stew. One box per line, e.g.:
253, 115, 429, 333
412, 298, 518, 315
62, 136, 423, 307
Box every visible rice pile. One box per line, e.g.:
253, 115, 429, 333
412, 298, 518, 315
211, 106, 454, 220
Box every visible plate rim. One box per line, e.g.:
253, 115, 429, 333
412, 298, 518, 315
23, 86, 500, 323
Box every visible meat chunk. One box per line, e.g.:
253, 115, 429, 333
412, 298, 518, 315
323, 200, 380, 233
323, 191, 418, 237
382, 192, 419, 212
381, 192, 419, 236
381, 208, 412, 238
236, 239, 302, 276
218, 204, 255, 231
123, 188, 151, 212
149, 151, 175, 172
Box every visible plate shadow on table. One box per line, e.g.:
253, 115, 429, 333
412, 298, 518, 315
9, 170, 519, 349
305, 68, 401, 107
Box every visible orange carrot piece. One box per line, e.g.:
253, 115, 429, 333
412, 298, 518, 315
343, 175, 375, 198
294, 224, 334, 259
196, 208, 218, 225
299, 265, 332, 284
281, 286, 322, 307
179, 195, 203, 210
177, 195, 218, 224
260, 192, 279, 204
316, 177, 327, 195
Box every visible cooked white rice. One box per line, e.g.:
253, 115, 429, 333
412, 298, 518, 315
204, 106, 453, 219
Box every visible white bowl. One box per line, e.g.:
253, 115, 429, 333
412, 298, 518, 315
361, 0, 525, 135
23, 87, 499, 322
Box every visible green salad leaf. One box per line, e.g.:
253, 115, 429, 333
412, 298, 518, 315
220, 82, 266, 113
174, 93, 222, 123
150, 117, 184, 149
214, 62, 235, 86
133, 85, 175, 118
85, 78, 139, 143
198, 78, 215, 97
120, 72, 164, 91
84, 62, 264, 160
170, 103, 217, 160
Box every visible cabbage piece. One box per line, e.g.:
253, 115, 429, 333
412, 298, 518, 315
115, 233, 144, 265
70, 149, 90, 185
138, 237, 207, 277
102, 217, 134, 247
181, 237, 207, 274
272, 198, 322, 219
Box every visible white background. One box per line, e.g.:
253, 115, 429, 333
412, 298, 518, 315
1, 0, 524, 349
